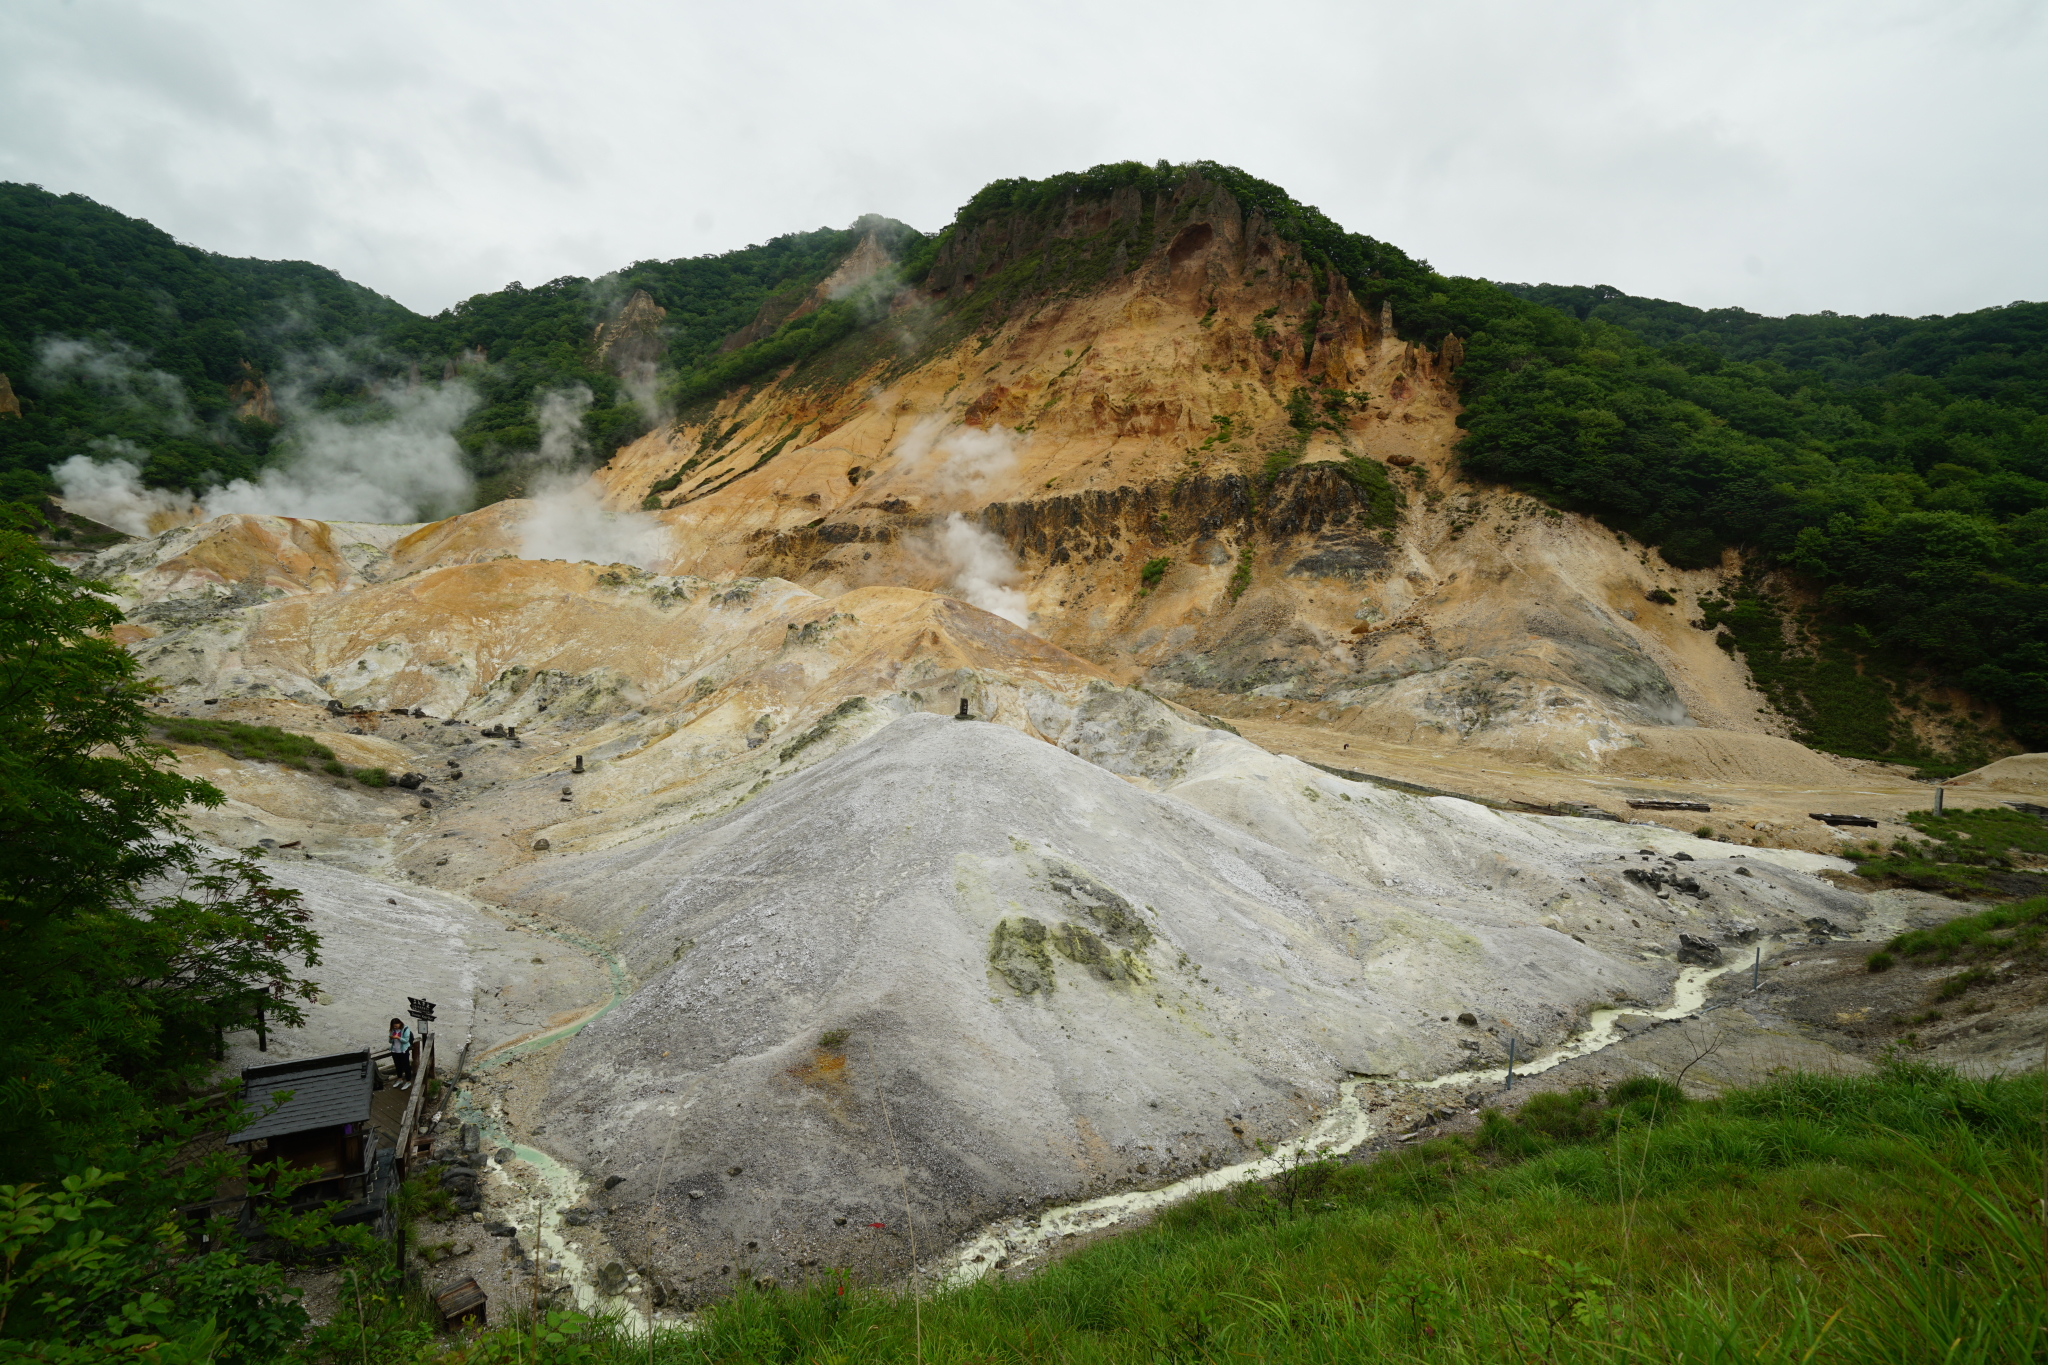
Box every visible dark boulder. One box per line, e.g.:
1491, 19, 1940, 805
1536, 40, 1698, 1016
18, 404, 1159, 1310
1676, 933, 1723, 966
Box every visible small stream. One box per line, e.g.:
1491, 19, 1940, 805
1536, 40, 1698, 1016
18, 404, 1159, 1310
939, 874, 1919, 1286
940, 950, 1758, 1287
446, 913, 638, 1319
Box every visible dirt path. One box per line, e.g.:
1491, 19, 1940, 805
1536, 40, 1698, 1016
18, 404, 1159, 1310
1228, 715, 1977, 856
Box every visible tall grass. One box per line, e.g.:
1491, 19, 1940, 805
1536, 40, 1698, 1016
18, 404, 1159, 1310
420, 1063, 2043, 1365
159, 717, 390, 787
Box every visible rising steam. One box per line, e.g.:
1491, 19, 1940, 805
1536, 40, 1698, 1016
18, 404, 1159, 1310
35, 339, 196, 434
53, 380, 479, 532
201, 383, 478, 522
935, 512, 1030, 627
513, 386, 669, 568
889, 418, 1032, 625
892, 415, 1020, 500
51, 442, 198, 536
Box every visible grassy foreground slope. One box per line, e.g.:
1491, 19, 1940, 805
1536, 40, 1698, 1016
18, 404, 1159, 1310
421, 1063, 2045, 1365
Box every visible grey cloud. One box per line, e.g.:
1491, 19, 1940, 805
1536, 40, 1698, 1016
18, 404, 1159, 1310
2, 0, 2042, 317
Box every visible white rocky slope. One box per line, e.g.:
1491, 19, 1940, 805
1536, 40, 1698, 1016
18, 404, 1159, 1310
504, 709, 1856, 1297
84, 512, 1872, 1303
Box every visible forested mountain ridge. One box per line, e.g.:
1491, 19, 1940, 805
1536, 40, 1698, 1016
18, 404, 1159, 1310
1502, 281, 2048, 399
5, 167, 2048, 755
0, 181, 409, 495
1454, 281, 2048, 752
0, 181, 923, 502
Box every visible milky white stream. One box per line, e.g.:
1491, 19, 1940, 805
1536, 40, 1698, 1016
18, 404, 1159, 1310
940, 950, 1759, 1287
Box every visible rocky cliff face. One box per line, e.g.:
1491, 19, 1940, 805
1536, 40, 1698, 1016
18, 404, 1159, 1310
557, 173, 1781, 777
226, 361, 278, 424
593, 289, 668, 377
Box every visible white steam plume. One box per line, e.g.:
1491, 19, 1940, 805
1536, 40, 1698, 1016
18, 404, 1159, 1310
52, 379, 478, 531
34, 338, 195, 433
936, 512, 1029, 627
514, 386, 669, 568
892, 416, 1020, 501
200, 382, 478, 522
52, 441, 198, 535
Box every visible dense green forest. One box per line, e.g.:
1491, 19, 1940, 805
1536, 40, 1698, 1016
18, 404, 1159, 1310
0, 182, 408, 497
0, 182, 918, 503
1451, 283, 2048, 758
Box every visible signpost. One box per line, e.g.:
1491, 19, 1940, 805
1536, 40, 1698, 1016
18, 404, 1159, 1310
405, 998, 436, 1057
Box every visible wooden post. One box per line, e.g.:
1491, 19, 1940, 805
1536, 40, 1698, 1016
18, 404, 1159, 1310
1505, 1036, 1517, 1087
394, 1034, 433, 1180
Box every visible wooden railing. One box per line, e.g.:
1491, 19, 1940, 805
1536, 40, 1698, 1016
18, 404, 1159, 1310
394, 1033, 436, 1179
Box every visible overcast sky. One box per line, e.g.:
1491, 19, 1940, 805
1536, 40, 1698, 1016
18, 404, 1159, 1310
5, 0, 2043, 320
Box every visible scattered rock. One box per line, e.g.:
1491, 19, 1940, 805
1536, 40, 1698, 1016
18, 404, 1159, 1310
603, 1174, 626, 1189
595, 1262, 628, 1295
532, 838, 551, 852
1676, 933, 1724, 966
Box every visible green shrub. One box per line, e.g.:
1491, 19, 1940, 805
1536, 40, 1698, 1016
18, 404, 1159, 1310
1137, 556, 1171, 591
1606, 1075, 1686, 1112
1332, 455, 1401, 526
354, 766, 389, 787
1228, 546, 1254, 600
389, 1174, 455, 1229
1513, 1086, 1604, 1142
1886, 894, 2048, 961
1934, 966, 1993, 1001
159, 718, 336, 769
1867, 950, 1895, 972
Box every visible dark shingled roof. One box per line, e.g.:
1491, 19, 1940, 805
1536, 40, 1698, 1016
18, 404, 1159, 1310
228, 1050, 375, 1144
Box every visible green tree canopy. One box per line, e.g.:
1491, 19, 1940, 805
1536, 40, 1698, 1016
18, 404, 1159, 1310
0, 531, 330, 1356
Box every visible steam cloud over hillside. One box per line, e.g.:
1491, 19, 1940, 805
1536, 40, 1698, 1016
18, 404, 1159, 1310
514, 385, 669, 568
55, 379, 480, 532
894, 418, 1032, 624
